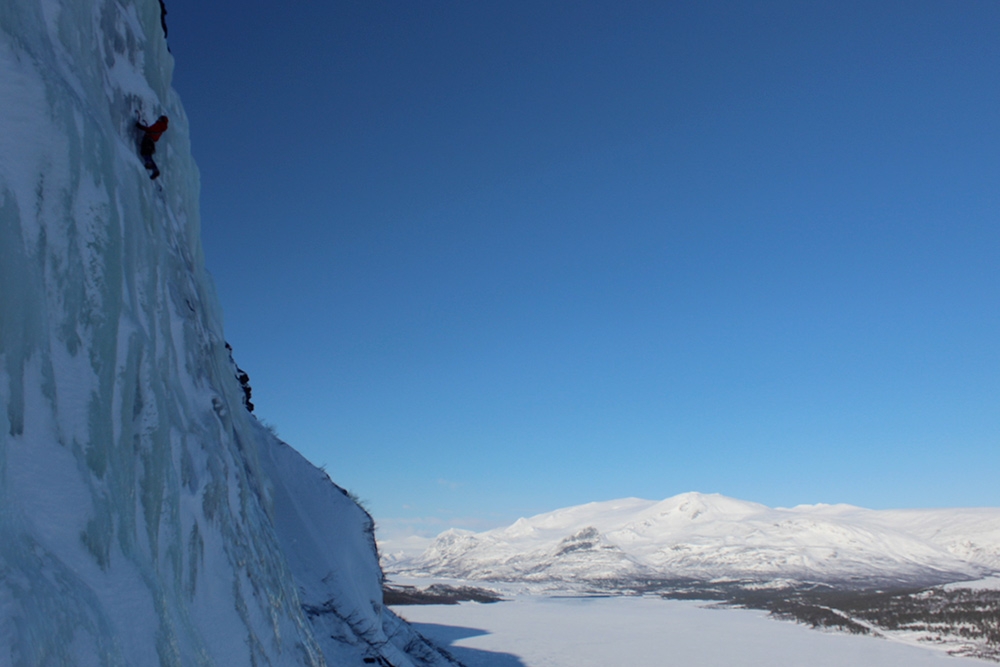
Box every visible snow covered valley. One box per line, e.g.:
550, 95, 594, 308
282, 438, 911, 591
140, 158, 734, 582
385, 493, 1000, 664
392, 593, 1000, 667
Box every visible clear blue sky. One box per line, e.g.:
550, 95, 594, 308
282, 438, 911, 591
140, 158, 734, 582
167, 1, 999, 540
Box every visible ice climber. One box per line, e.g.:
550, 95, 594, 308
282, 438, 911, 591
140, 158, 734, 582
136, 115, 169, 179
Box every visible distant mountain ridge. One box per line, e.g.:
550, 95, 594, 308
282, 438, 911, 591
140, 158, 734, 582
389, 493, 1000, 590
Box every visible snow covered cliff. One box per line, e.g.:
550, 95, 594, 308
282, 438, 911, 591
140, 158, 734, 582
0, 1, 456, 665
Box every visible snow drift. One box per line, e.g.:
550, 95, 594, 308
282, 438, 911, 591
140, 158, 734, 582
393, 492, 1000, 588
0, 1, 456, 665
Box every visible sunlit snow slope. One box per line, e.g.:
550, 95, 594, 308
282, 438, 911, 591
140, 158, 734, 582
395, 493, 1000, 588
0, 2, 456, 665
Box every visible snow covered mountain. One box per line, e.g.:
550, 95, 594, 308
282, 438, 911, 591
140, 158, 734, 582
392, 493, 1000, 589
0, 2, 456, 665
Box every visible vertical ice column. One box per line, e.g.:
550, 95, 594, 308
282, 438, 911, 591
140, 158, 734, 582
0, 1, 323, 664
2, 2, 466, 665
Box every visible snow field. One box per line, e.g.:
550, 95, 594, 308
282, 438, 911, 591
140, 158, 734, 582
394, 596, 996, 667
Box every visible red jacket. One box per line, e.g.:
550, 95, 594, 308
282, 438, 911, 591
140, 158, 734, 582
138, 116, 169, 141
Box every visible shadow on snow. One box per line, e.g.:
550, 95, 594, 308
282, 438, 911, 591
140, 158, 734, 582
410, 622, 527, 667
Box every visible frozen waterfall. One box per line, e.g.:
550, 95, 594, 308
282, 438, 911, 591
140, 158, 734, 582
0, 1, 455, 665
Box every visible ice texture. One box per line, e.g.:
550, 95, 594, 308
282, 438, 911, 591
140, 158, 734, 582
0, 1, 455, 665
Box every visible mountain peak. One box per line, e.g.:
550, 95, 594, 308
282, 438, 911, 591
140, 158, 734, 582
392, 494, 1000, 589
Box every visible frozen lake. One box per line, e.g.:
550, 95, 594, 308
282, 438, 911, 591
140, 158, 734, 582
392, 596, 994, 667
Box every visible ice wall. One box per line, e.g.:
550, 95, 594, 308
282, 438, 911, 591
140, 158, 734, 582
0, 1, 455, 665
